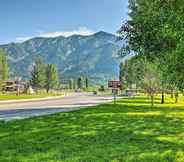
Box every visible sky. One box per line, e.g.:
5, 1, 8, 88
0, 0, 128, 44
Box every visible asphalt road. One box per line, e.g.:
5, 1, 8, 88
0, 92, 114, 121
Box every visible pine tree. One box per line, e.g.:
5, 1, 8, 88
68, 79, 74, 89
73, 79, 76, 89
31, 57, 46, 89
85, 77, 89, 89
0, 49, 9, 89
45, 64, 59, 93
77, 77, 84, 89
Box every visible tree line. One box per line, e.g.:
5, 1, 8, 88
0, 49, 90, 93
68, 77, 89, 90
0, 50, 59, 93
118, 0, 184, 106
31, 57, 89, 92
31, 57, 59, 93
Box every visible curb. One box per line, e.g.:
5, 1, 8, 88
0, 94, 66, 104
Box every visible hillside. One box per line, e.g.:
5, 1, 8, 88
0, 31, 121, 84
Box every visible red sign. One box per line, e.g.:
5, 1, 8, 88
108, 80, 121, 89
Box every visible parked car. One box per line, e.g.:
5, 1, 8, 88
122, 89, 136, 96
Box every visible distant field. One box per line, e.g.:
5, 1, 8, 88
0, 95, 184, 161
0, 92, 64, 101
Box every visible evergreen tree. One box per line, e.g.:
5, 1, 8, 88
31, 57, 46, 89
73, 79, 76, 89
45, 64, 59, 93
68, 79, 74, 89
0, 49, 9, 81
85, 77, 89, 89
77, 77, 84, 89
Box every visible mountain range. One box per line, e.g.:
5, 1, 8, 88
0, 31, 121, 84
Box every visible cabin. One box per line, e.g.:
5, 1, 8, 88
2, 79, 27, 92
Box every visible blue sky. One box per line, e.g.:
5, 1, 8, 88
0, 0, 128, 44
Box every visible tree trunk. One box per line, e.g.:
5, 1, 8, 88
175, 92, 179, 104
46, 87, 49, 93
35, 87, 38, 94
171, 89, 174, 99
151, 94, 154, 107
161, 90, 165, 104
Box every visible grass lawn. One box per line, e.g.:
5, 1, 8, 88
1, 95, 184, 162
0, 92, 64, 101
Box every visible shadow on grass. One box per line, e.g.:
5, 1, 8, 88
118, 96, 175, 105
0, 96, 184, 162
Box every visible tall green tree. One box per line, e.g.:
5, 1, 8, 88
73, 79, 76, 90
142, 61, 161, 106
119, 60, 133, 89
0, 49, 9, 81
77, 77, 84, 89
118, 0, 179, 59
85, 77, 89, 89
120, 55, 161, 106
68, 79, 74, 89
119, 55, 146, 89
31, 57, 46, 89
119, 0, 184, 103
45, 64, 59, 93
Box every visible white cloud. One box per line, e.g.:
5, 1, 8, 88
16, 36, 33, 42
15, 27, 95, 43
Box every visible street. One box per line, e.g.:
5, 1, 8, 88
0, 92, 114, 121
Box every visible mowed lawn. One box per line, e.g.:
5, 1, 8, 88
1, 96, 184, 162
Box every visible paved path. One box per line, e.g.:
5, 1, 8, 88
0, 92, 114, 121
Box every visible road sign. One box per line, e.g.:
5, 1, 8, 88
108, 80, 121, 89
108, 80, 121, 104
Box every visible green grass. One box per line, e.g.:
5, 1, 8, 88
1, 95, 184, 161
0, 92, 64, 101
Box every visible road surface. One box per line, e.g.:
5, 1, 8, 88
0, 92, 114, 121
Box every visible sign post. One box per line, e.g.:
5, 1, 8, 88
108, 80, 121, 104
112, 89, 117, 104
